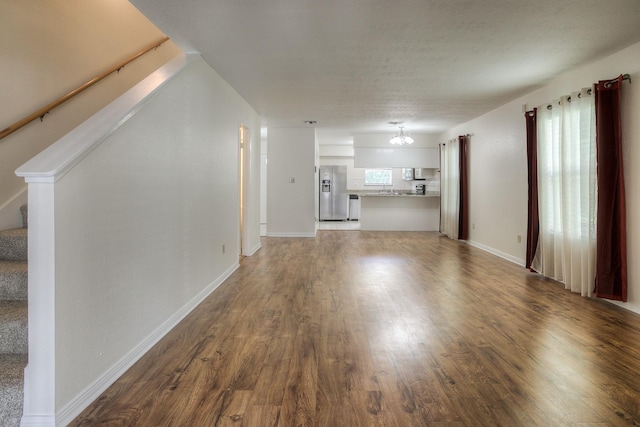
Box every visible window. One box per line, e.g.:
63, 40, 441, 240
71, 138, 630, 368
537, 94, 596, 239
532, 89, 596, 296
364, 169, 392, 186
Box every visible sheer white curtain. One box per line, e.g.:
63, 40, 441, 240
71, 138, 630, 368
440, 139, 460, 239
531, 89, 597, 296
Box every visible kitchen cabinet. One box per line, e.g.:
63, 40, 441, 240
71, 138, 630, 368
354, 147, 439, 168
358, 193, 440, 231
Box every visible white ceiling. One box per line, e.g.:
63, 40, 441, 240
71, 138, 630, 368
130, 0, 640, 144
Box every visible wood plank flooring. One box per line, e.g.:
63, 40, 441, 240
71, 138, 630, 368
71, 231, 640, 426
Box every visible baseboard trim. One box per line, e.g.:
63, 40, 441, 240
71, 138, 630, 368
54, 261, 240, 426
466, 239, 525, 267
17, 415, 55, 427
604, 299, 640, 316
464, 239, 640, 315
266, 232, 317, 238
244, 241, 262, 256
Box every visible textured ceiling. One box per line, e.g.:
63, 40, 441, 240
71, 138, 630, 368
130, 0, 640, 144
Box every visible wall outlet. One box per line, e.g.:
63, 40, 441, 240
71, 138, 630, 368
289, 177, 295, 183
472, 223, 475, 230
222, 244, 225, 254
517, 235, 521, 243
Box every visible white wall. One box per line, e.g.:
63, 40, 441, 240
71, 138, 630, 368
440, 41, 640, 313
0, 0, 182, 229
266, 128, 316, 237
17, 54, 262, 424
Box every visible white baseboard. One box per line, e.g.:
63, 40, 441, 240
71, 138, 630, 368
54, 261, 240, 426
466, 239, 640, 316
244, 241, 262, 256
20, 365, 56, 426
18, 414, 55, 427
466, 239, 525, 267
266, 232, 317, 238
605, 299, 640, 316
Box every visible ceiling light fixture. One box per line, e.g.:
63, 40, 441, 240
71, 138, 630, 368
389, 124, 414, 145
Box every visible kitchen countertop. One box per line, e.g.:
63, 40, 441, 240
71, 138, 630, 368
349, 190, 440, 198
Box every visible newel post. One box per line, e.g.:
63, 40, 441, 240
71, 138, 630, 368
19, 180, 57, 427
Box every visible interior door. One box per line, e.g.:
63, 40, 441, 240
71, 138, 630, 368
239, 124, 248, 257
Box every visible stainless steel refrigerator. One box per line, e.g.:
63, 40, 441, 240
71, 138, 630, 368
319, 165, 348, 221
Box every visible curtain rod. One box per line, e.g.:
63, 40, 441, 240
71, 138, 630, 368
441, 134, 473, 144
604, 73, 631, 88
526, 73, 631, 113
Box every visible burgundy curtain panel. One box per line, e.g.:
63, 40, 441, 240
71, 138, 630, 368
525, 109, 539, 270
458, 135, 469, 240
594, 75, 628, 301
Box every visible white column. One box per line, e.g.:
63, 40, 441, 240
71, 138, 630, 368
21, 181, 56, 427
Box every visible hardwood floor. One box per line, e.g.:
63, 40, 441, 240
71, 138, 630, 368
71, 231, 640, 426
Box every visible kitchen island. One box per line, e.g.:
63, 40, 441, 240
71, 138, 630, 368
355, 191, 440, 231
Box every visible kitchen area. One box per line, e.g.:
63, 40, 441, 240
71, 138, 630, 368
262, 127, 441, 237
319, 166, 440, 231
319, 133, 441, 231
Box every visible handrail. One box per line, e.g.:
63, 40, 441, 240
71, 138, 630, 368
0, 36, 170, 141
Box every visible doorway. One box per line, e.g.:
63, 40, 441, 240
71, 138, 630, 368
239, 124, 249, 258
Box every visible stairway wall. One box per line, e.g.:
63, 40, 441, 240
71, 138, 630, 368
0, 0, 181, 212
17, 53, 262, 426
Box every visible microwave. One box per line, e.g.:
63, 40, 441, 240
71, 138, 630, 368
414, 168, 436, 180
413, 168, 427, 180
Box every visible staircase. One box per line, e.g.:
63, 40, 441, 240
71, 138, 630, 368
0, 205, 28, 426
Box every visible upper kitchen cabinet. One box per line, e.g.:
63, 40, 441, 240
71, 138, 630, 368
353, 134, 440, 168
354, 147, 439, 168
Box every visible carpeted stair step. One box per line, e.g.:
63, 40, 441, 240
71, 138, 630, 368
0, 262, 28, 301
0, 229, 28, 262
0, 207, 28, 425
0, 302, 28, 354
0, 353, 27, 427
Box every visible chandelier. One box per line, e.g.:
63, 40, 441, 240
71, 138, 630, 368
389, 125, 414, 145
